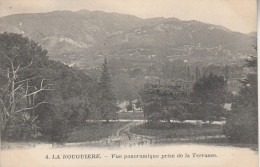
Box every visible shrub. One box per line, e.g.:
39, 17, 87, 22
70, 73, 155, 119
2, 113, 40, 141
50, 118, 69, 143
223, 111, 257, 144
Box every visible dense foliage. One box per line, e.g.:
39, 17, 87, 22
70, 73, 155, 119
140, 73, 227, 123
0, 33, 97, 142
223, 55, 257, 143
191, 73, 227, 121
139, 83, 190, 122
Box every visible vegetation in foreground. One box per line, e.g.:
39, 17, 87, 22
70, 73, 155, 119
130, 122, 223, 139
66, 122, 128, 143
223, 54, 257, 144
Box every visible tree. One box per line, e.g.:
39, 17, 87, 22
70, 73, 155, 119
97, 59, 117, 122
139, 83, 189, 122
224, 53, 257, 143
36, 60, 94, 141
191, 73, 226, 121
112, 73, 135, 101
195, 67, 201, 81
224, 65, 230, 80
0, 32, 52, 140
186, 66, 191, 81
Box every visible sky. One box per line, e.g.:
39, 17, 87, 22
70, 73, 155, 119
0, 0, 257, 33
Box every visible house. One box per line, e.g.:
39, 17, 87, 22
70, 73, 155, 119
223, 103, 232, 111
131, 99, 142, 112
117, 101, 130, 112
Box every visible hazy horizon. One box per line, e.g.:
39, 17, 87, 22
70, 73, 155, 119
0, 0, 256, 34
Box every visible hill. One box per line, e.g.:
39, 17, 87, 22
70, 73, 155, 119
0, 10, 256, 69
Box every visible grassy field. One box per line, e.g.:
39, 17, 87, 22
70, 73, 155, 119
66, 122, 128, 143
130, 122, 223, 139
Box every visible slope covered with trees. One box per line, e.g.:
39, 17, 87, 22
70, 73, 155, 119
0, 33, 98, 142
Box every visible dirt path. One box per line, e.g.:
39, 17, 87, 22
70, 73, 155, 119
108, 121, 155, 147
61, 121, 153, 147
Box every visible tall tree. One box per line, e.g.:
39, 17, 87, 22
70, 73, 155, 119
139, 83, 189, 122
224, 53, 257, 143
192, 73, 226, 121
97, 59, 117, 122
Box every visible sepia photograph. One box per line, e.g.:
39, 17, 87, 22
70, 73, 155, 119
0, 0, 258, 167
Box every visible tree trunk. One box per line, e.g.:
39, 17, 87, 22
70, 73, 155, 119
0, 106, 4, 139
10, 67, 16, 114
10, 79, 15, 114
31, 95, 35, 117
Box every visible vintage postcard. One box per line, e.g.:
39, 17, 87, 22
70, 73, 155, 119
0, 0, 258, 167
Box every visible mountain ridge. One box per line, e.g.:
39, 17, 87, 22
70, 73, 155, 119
0, 10, 256, 68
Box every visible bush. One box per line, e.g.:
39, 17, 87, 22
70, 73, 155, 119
38, 110, 69, 143
2, 113, 40, 141
50, 118, 69, 143
223, 111, 258, 144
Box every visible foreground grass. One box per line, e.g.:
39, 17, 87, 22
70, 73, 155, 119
130, 122, 223, 139
66, 122, 128, 143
